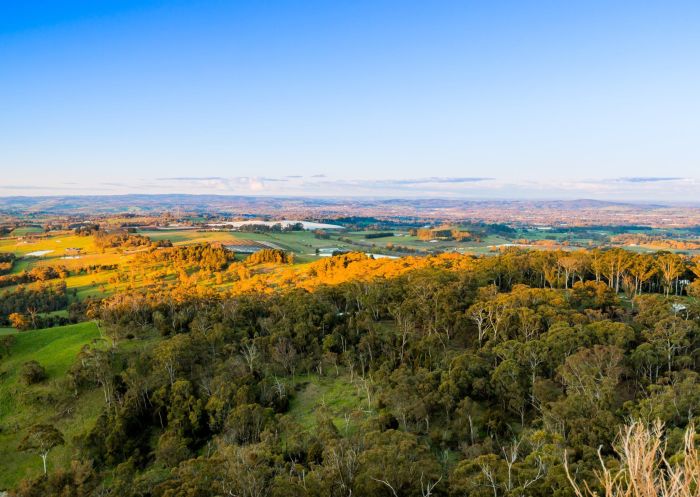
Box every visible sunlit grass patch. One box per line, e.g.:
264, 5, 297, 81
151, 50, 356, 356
0, 322, 103, 488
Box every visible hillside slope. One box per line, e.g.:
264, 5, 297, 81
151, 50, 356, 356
0, 323, 102, 489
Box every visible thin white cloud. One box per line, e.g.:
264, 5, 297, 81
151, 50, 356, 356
615, 177, 687, 183
2, 175, 699, 201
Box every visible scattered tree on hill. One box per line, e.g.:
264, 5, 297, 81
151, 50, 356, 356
0, 282, 68, 326
0, 251, 16, 274
18, 424, 65, 475
9, 312, 30, 331
0, 333, 16, 358
20, 360, 47, 385
246, 248, 293, 265
657, 252, 685, 297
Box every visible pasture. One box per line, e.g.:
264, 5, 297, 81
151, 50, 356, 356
9, 226, 44, 237
287, 373, 366, 434
0, 322, 103, 488
139, 228, 366, 262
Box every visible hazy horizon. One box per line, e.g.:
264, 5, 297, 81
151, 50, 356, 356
1, 176, 699, 202
1, 192, 699, 208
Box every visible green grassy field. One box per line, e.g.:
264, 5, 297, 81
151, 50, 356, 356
287, 373, 367, 434
0, 322, 104, 489
340, 230, 515, 255
0, 232, 97, 256
9, 227, 44, 237
139, 229, 367, 262
0, 269, 116, 302
0, 232, 119, 278
64, 270, 117, 300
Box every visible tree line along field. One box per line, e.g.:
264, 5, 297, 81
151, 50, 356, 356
1, 222, 700, 334
1, 222, 699, 331
1, 223, 700, 495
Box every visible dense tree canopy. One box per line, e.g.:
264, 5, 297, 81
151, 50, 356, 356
9, 248, 700, 496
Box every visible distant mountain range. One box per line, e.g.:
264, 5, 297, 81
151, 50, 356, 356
0, 194, 696, 227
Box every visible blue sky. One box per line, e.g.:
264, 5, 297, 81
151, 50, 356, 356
1, 1, 699, 199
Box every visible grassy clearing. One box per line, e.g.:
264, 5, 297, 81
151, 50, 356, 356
0, 232, 123, 278
63, 270, 118, 301
139, 229, 358, 263
8, 227, 44, 237
10, 259, 31, 274
0, 322, 104, 489
339, 230, 517, 255
0, 233, 96, 257
38, 310, 69, 319
287, 373, 368, 434
139, 229, 229, 244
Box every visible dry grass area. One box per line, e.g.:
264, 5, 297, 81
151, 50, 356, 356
566, 421, 699, 497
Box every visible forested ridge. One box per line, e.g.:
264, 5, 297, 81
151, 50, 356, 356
6, 248, 700, 496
